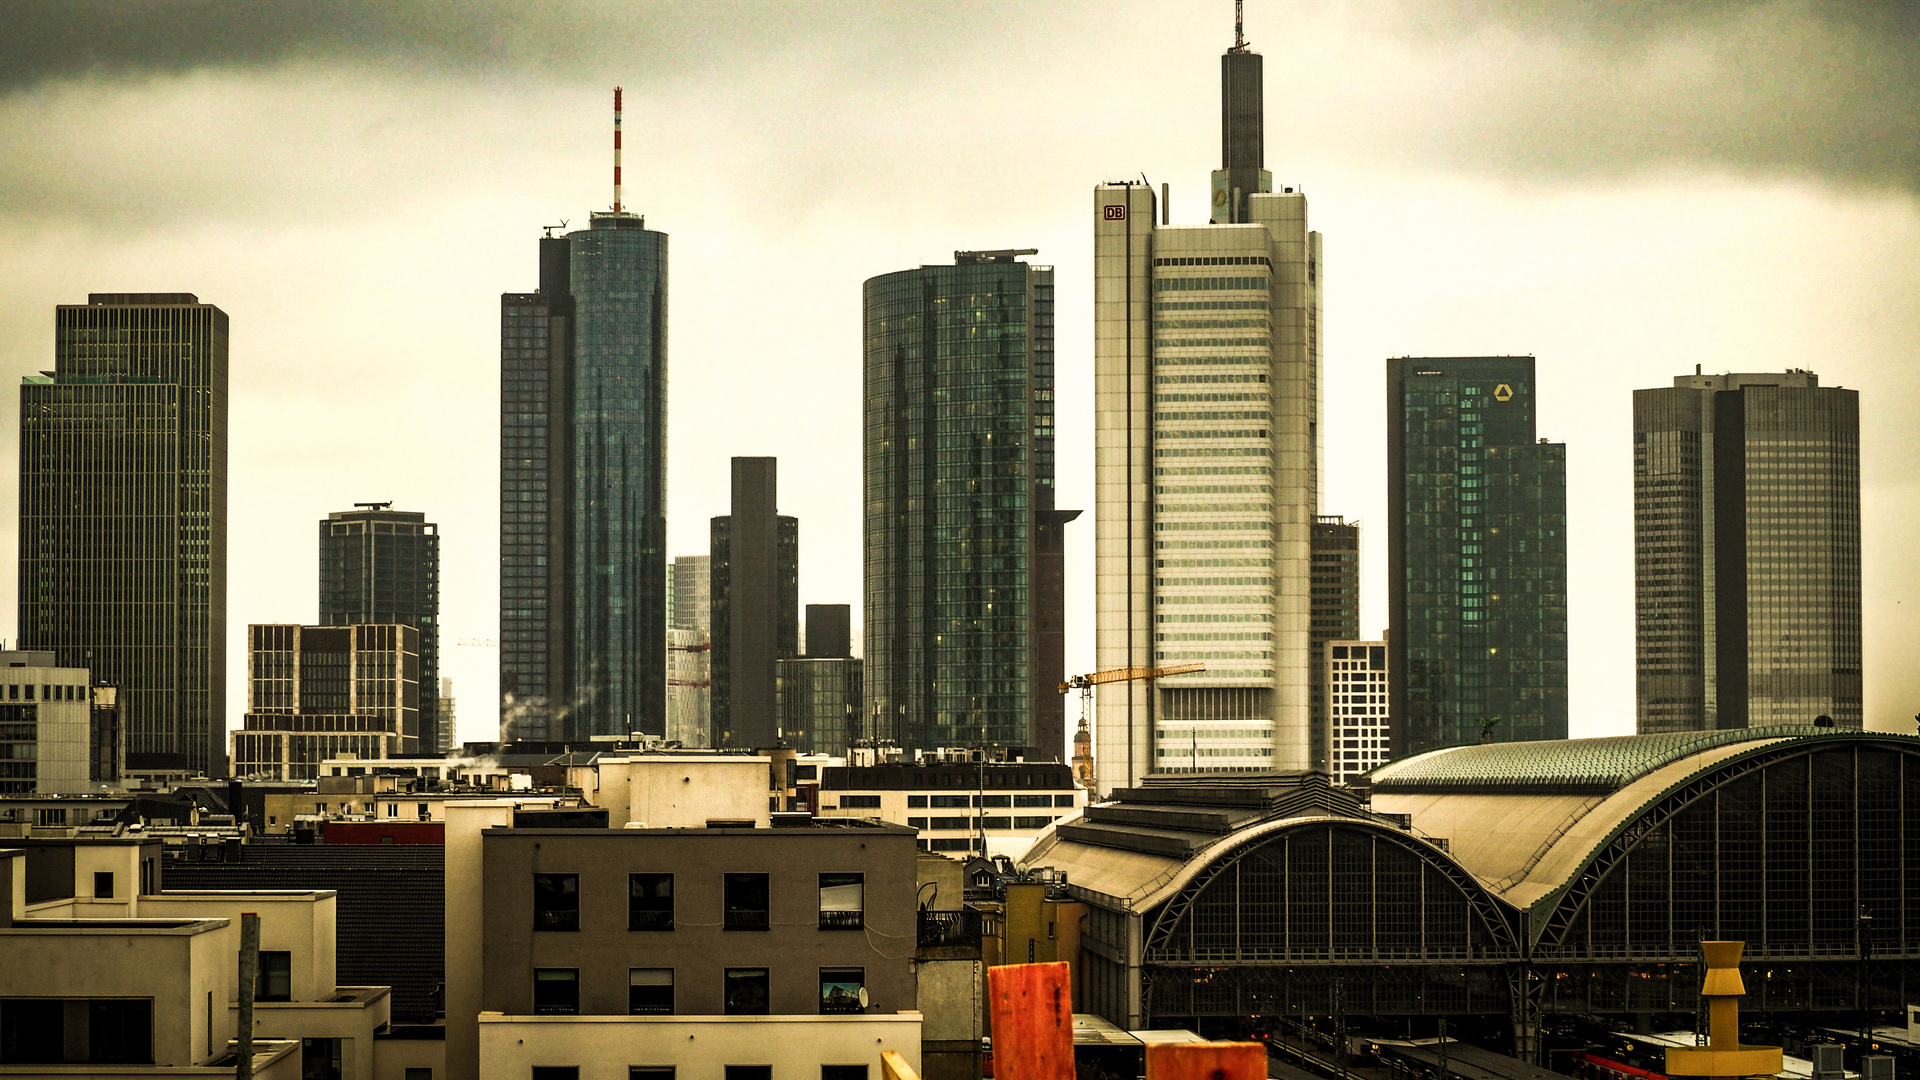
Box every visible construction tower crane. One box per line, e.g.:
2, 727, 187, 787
1060, 663, 1204, 792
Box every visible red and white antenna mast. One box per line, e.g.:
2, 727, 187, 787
612, 86, 624, 213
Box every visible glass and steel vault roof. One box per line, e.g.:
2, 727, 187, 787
1369, 726, 1862, 795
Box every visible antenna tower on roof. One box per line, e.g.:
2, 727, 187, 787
612, 87, 624, 213
1232, 0, 1248, 51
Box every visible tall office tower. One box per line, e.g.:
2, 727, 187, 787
666, 554, 714, 746
230, 623, 419, 780
1308, 516, 1360, 772
864, 251, 1078, 760
1633, 370, 1861, 731
777, 604, 864, 756
500, 182, 667, 742
671, 555, 712, 636
1093, 23, 1322, 792
710, 458, 798, 748
1387, 357, 1568, 757
436, 676, 456, 755
18, 293, 227, 777
1324, 640, 1388, 784
319, 503, 440, 753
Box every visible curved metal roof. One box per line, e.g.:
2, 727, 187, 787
1369, 726, 1844, 795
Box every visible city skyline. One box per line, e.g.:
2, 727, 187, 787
2, 3, 1917, 745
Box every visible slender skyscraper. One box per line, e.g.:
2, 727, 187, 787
19, 293, 228, 777
1308, 515, 1360, 772
1093, 17, 1322, 791
864, 251, 1075, 758
320, 503, 439, 755
1387, 357, 1567, 756
710, 457, 798, 748
1634, 370, 1860, 731
500, 90, 667, 741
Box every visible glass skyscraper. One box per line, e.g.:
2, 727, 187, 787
1387, 356, 1567, 756
319, 504, 439, 755
1633, 370, 1860, 731
18, 293, 227, 777
864, 251, 1073, 757
709, 457, 798, 749
500, 211, 667, 741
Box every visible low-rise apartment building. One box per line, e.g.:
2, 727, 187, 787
815, 758, 1082, 858
443, 801, 921, 1080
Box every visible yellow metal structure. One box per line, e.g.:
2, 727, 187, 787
1061, 663, 1205, 791
1664, 941, 1784, 1080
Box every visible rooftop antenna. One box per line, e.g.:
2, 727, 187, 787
612, 86, 624, 213
1231, 0, 1249, 52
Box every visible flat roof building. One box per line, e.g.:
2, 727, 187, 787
232, 623, 421, 780
18, 293, 228, 777
1387, 357, 1567, 757
1633, 369, 1861, 731
320, 505, 442, 755
711, 458, 798, 749
0, 650, 119, 794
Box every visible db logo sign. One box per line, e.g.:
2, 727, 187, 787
1103, 205, 1127, 221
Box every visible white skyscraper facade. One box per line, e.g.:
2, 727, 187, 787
1093, 28, 1322, 793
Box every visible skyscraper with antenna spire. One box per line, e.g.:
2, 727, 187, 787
499, 87, 668, 742
1091, 4, 1323, 792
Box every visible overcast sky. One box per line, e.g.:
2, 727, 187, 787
1, 0, 1916, 746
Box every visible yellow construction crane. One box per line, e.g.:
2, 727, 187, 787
1059, 663, 1204, 792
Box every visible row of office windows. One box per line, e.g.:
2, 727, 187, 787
531, 966, 867, 1018
534, 872, 866, 932
907, 815, 1058, 831
531, 1066, 869, 1080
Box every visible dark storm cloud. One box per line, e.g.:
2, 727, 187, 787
1386, 0, 1920, 191
0, 1, 600, 87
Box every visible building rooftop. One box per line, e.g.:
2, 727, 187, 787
1367, 726, 1852, 795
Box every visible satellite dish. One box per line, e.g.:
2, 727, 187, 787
858, 988, 870, 1009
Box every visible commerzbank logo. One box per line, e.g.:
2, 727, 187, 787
1493, 383, 1514, 402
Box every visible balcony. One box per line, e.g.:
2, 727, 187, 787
819, 909, 865, 931
917, 909, 983, 949
724, 908, 770, 931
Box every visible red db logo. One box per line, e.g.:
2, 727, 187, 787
1103, 205, 1127, 220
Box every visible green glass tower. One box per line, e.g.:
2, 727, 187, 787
500, 210, 668, 742
863, 251, 1075, 758
1387, 356, 1567, 757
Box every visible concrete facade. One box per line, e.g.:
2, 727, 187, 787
0, 651, 102, 794
1093, 36, 1322, 792
478, 824, 917, 1017
476, 1012, 921, 1080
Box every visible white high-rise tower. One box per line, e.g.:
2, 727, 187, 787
1093, 12, 1322, 793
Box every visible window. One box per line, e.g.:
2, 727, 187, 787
533, 874, 579, 931
1053, 795, 1075, 807
819, 968, 865, 1014
629, 873, 674, 930
906, 796, 927, 808
532, 1070, 580, 1080
387, 804, 399, 818
976, 795, 1010, 808
823, 1067, 870, 1080
725, 1068, 772, 1080
405, 1071, 434, 1080
1014, 795, 1051, 808
723, 968, 769, 1015
1014, 816, 1055, 830
93, 871, 114, 898
819, 873, 863, 929
724, 873, 770, 931
302, 1037, 343, 1080
629, 969, 673, 1015
631, 1070, 676, 1080
533, 969, 579, 1015
0, 999, 152, 1065
257, 951, 292, 1001
907, 817, 929, 829
416, 803, 430, 819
